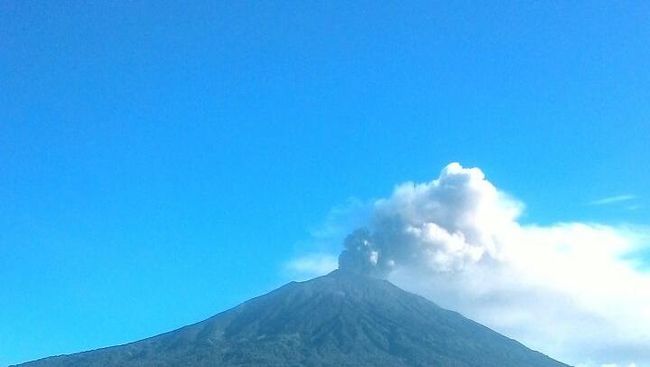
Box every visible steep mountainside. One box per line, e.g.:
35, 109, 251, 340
13, 270, 570, 367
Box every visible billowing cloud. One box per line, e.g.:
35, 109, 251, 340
288, 163, 650, 367
336, 163, 522, 278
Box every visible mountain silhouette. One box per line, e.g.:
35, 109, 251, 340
13, 270, 570, 367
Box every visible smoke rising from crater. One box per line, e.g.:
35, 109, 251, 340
289, 163, 650, 367
337, 163, 520, 278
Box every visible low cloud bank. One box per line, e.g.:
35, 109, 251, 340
287, 163, 650, 367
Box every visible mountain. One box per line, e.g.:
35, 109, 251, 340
13, 270, 570, 367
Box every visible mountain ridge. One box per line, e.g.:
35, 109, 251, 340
12, 270, 571, 367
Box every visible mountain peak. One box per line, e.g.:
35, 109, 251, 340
14, 273, 570, 367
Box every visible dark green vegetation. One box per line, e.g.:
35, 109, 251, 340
14, 271, 570, 367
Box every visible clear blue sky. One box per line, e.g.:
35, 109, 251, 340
1, 1, 649, 365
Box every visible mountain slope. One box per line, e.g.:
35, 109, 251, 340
13, 270, 570, 367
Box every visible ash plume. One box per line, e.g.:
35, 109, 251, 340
289, 162, 650, 367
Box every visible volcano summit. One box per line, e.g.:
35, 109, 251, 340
14, 270, 569, 367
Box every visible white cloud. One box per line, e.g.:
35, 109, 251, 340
288, 163, 650, 367
589, 194, 636, 206
284, 253, 338, 281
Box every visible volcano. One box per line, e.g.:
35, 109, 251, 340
13, 270, 569, 367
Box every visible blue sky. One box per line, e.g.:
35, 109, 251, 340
1, 1, 649, 366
